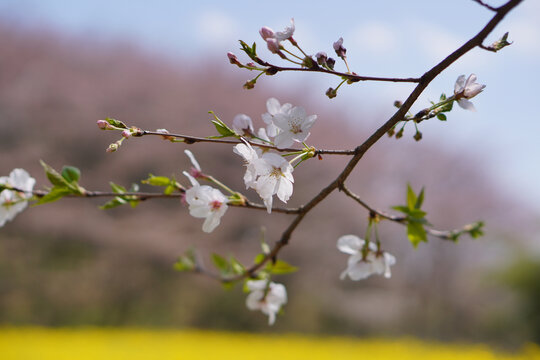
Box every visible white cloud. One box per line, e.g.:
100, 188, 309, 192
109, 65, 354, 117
348, 21, 398, 56
410, 21, 462, 63
196, 10, 239, 48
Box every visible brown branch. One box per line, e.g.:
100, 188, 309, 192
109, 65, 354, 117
341, 184, 477, 241
232, 0, 523, 282
141, 130, 355, 155
19, 188, 301, 214
265, 65, 421, 83
472, 0, 498, 11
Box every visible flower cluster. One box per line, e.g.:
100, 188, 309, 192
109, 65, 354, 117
245, 280, 287, 325
232, 98, 316, 213
337, 234, 396, 281
259, 18, 295, 54
0, 169, 35, 228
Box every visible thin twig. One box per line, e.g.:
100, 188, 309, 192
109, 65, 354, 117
141, 130, 355, 155
472, 0, 498, 11
265, 65, 421, 83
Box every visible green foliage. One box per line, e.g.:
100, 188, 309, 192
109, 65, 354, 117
99, 182, 140, 209
104, 117, 127, 129
142, 174, 180, 194
239, 40, 259, 62
36, 161, 85, 205
173, 249, 196, 272
211, 253, 245, 278
392, 184, 429, 248
267, 259, 298, 275
208, 111, 236, 138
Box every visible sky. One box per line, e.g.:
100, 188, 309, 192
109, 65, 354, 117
1, 0, 539, 213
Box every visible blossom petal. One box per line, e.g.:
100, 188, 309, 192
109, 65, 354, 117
457, 98, 476, 111
454, 75, 466, 94
184, 150, 201, 171
337, 234, 363, 254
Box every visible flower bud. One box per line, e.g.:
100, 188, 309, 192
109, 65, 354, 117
393, 100, 403, 108
414, 131, 423, 141
326, 57, 336, 70
333, 37, 347, 59
156, 128, 174, 141
395, 128, 404, 139
326, 87, 337, 99
266, 38, 281, 54
259, 26, 275, 41
106, 142, 119, 153
121, 130, 132, 138
227, 52, 242, 67
97, 120, 112, 130
387, 127, 395, 137
315, 52, 327, 66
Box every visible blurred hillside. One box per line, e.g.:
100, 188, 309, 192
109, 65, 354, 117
0, 23, 537, 346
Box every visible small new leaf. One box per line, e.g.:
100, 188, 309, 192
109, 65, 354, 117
267, 259, 298, 275
174, 249, 196, 272
105, 117, 128, 129
61, 166, 81, 183
407, 221, 428, 248
40, 160, 69, 188
212, 253, 231, 275
143, 175, 171, 187
35, 187, 73, 205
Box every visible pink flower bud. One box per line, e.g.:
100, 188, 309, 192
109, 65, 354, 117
97, 120, 109, 130
333, 37, 347, 59
266, 38, 281, 54
121, 130, 132, 138
227, 52, 241, 66
259, 26, 275, 41
106, 143, 119, 153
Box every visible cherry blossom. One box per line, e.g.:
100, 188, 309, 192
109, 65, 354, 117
233, 141, 260, 189
184, 149, 204, 178
454, 74, 486, 111
261, 98, 292, 137
0, 169, 35, 228
253, 152, 294, 213
232, 114, 254, 137
272, 106, 317, 149
183, 172, 228, 233
245, 280, 287, 325
337, 234, 396, 281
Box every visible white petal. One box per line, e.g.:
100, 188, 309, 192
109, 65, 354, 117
182, 171, 199, 187
247, 280, 267, 292
347, 261, 374, 281
276, 178, 293, 203
273, 132, 294, 149
263, 195, 273, 213
184, 150, 201, 171
202, 212, 221, 233
457, 98, 476, 111
266, 98, 281, 115
246, 290, 263, 310
454, 75, 466, 94
337, 234, 363, 254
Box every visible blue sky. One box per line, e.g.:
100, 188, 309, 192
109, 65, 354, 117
2, 0, 539, 212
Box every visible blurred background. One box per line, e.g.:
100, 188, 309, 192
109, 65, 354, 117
0, 0, 539, 349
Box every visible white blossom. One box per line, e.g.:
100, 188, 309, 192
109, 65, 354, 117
245, 280, 287, 325
253, 152, 294, 213
261, 98, 292, 137
183, 172, 228, 233
272, 106, 317, 149
454, 74, 486, 111
233, 142, 261, 189
274, 18, 295, 42
0, 169, 35, 228
337, 234, 396, 281
232, 114, 254, 136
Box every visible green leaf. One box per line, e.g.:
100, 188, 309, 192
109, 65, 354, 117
211, 120, 236, 137
212, 253, 230, 275
267, 259, 298, 275
40, 160, 69, 188
174, 250, 196, 272
254, 253, 266, 265
439, 93, 447, 101
391, 205, 411, 214
35, 187, 73, 205
229, 256, 245, 275
61, 166, 81, 183
99, 197, 127, 210
109, 182, 127, 194
105, 117, 128, 129
406, 184, 417, 209
407, 222, 427, 248
164, 185, 176, 195
437, 113, 447, 121
415, 187, 425, 209
143, 175, 171, 187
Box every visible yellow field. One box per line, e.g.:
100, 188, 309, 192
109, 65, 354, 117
1, 328, 539, 360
